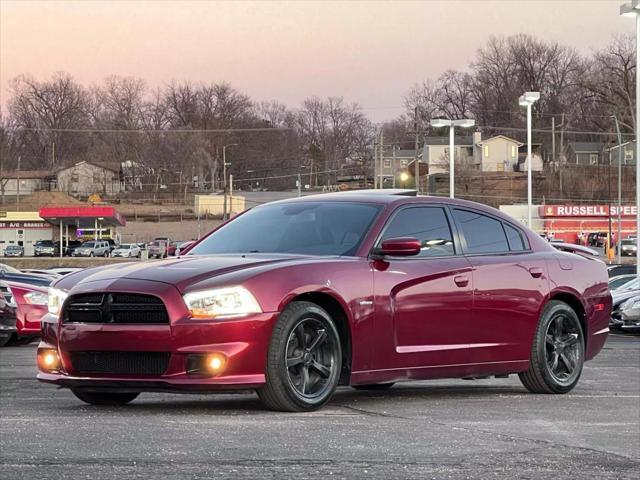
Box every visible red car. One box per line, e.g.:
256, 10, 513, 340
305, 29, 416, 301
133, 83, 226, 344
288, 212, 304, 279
37, 191, 612, 411
4, 281, 48, 344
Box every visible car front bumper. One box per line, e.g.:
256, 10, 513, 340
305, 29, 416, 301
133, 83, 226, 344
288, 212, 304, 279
36, 279, 279, 391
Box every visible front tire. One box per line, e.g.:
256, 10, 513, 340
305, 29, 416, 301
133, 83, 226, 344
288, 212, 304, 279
519, 300, 584, 394
71, 390, 139, 406
258, 301, 342, 412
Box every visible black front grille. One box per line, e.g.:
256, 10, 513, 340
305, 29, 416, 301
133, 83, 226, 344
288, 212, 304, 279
70, 351, 170, 375
64, 293, 169, 324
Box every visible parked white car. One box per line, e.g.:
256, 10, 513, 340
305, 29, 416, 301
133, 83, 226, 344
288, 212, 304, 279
111, 243, 141, 258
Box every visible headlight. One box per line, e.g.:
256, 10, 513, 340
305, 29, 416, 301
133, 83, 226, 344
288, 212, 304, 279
24, 291, 49, 305
183, 286, 261, 319
48, 287, 68, 317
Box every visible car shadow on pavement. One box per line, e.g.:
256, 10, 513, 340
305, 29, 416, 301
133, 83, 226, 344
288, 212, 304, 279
55, 383, 527, 415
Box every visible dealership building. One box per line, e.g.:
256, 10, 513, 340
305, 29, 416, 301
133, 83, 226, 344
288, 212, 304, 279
0, 205, 126, 256
0, 211, 53, 256
500, 204, 638, 243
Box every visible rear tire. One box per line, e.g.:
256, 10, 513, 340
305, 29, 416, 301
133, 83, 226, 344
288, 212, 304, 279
519, 300, 584, 394
258, 301, 342, 412
352, 383, 395, 391
71, 390, 139, 406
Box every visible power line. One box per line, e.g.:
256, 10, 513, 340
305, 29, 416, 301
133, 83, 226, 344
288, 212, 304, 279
11, 127, 290, 133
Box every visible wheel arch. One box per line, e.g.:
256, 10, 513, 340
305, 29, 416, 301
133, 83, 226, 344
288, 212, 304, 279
548, 289, 588, 341
285, 290, 353, 385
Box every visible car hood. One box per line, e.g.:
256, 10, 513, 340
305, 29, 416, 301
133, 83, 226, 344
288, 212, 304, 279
54, 254, 311, 293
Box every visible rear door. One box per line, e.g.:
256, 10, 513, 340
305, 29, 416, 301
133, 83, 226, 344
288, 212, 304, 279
372, 205, 475, 369
451, 208, 549, 363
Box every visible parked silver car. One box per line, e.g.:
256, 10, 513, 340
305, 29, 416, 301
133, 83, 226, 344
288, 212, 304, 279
3, 245, 24, 257
72, 240, 111, 257
619, 295, 640, 331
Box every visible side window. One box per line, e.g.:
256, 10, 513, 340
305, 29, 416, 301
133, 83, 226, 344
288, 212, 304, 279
504, 223, 528, 251
380, 207, 455, 257
453, 209, 509, 254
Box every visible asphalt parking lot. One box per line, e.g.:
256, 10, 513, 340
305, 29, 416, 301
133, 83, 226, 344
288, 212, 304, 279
1, 334, 638, 479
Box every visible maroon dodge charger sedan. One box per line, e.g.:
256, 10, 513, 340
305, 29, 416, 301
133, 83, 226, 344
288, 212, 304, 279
38, 191, 612, 411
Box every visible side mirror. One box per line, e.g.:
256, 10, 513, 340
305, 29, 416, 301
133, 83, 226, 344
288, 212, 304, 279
377, 237, 421, 257
0, 267, 5, 277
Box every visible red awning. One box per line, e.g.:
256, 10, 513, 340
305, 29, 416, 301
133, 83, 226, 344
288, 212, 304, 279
38, 205, 126, 227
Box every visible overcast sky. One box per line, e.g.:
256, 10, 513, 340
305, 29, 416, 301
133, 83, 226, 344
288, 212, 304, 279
0, 0, 634, 122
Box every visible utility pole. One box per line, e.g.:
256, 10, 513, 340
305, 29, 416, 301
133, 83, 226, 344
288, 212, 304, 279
16, 155, 21, 212
559, 113, 565, 160
414, 106, 420, 193
229, 174, 234, 217
392, 146, 397, 188
297, 172, 302, 197
551, 117, 556, 164
379, 130, 384, 189
373, 138, 378, 189
222, 144, 237, 221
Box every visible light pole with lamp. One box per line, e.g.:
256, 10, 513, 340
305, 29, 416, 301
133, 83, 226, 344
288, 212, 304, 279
621, 1, 640, 280
222, 143, 237, 221
430, 118, 475, 198
612, 115, 624, 263
519, 92, 541, 228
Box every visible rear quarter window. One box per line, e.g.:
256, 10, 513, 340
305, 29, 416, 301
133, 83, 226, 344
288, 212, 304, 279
453, 209, 510, 254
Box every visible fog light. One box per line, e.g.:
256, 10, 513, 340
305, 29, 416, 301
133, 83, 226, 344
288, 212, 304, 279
37, 348, 61, 372
186, 353, 227, 377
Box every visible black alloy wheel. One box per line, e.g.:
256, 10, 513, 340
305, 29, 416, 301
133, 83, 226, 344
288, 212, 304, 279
258, 301, 342, 412
519, 300, 584, 394
285, 318, 336, 399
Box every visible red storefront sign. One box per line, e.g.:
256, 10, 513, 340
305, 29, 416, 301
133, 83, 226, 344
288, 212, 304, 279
540, 205, 638, 217
538, 204, 637, 244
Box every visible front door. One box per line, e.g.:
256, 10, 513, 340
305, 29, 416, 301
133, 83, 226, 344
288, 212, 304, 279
372, 205, 475, 370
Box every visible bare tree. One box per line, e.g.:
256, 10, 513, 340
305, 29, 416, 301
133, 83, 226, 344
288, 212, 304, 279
8, 72, 91, 169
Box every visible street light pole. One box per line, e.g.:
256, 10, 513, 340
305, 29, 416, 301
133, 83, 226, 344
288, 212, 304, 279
612, 115, 623, 263
621, 1, 640, 279
519, 92, 541, 228
430, 118, 475, 199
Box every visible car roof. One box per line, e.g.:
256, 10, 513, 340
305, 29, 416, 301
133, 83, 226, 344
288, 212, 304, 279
264, 190, 513, 221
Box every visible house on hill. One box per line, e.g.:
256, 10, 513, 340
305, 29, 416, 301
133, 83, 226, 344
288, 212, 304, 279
0, 170, 55, 199
56, 161, 123, 197
566, 142, 604, 165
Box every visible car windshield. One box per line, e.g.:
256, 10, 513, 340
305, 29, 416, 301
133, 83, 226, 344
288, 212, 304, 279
6, 245, 20, 250
619, 278, 640, 291
189, 201, 382, 256
119, 244, 131, 249
622, 240, 636, 245
609, 276, 635, 290
82, 242, 95, 248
